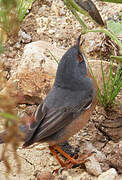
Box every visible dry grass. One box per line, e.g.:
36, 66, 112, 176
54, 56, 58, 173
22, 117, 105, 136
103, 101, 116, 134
0, 64, 24, 177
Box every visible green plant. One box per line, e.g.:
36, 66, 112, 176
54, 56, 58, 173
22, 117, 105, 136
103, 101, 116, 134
17, 0, 34, 22
0, 0, 34, 42
63, 0, 122, 54
0, 0, 19, 36
99, 64, 122, 109
63, 0, 122, 109
89, 60, 122, 109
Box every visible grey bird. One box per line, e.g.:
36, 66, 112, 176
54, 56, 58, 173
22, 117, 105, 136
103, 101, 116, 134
23, 35, 97, 164
0, 35, 97, 167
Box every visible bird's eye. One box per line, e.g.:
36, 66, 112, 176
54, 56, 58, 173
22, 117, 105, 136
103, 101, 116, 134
77, 54, 84, 63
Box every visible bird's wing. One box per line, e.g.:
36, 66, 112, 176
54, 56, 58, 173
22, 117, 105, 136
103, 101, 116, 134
33, 107, 74, 141
23, 103, 47, 146
23, 96, 92, 147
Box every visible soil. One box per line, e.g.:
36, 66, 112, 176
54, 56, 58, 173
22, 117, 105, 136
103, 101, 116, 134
0, 0, 122, 179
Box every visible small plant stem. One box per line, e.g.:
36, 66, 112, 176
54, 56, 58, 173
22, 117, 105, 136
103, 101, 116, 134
107, 60, 113, 99
64, 0, 88, 32
88, 63, 103, 105
111, 56, 122, 63
46, 49, 59, 64
70, 8, 88, 33
17, 0, 23, 15
64, 0, 122, 53
64, 0, 88, 16
88, 28, 122, 54
98, 0, 122, 3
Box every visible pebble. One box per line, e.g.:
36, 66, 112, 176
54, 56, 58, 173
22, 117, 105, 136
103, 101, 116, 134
57, 171, 97, 180
39, 6, 46, 13
98, 168, 118, 180
34, 170, 55, 180
18, 30, 32, 43
85, 155, 102, 176
48, 29, 56, 34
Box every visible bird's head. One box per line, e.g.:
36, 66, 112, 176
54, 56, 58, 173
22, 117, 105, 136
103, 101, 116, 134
54, 35, 89, 90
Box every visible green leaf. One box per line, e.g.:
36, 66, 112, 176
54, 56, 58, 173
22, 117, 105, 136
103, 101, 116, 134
107, 20, 122, 36
0, 112, 18, 120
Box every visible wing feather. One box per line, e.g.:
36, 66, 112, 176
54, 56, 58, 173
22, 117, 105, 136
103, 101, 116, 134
23, 103, 47, 145
23, 96, 93, 147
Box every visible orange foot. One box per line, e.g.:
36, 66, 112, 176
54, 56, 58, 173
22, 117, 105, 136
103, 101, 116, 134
49, 145, 93, 170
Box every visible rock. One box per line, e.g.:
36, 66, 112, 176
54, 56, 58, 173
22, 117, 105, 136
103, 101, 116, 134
6, 50, 16, 58
16, 40, 64, 76
57, 170, 72, 180
34, 170, 55, 180
14, 42, 21, 49
19, 41, 117, 87
57, 170, 97, 180
116, 175, 122, 180
98, 168, 118, 180
16, 40, 117, 83
0, 68, 53, 105
76, 172, 97, 180
84, 142, 106, 162
101, 117, 122, 142
85, 155, 102, 176
107, 141, 122, 173
51, 1, 60, 16
18, 30, 32, 43
0, 41, 118, 104
79, 142, 109, 172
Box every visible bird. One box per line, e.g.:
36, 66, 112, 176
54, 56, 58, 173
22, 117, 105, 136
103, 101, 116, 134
0, 35, 97, 167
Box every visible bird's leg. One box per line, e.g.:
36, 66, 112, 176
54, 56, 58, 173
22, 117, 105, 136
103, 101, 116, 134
52, 145, 79, 165
49, 145, 77, 172
53, 145, 93, 167
50, 145, 93, 170
76, 151, 92, 163
49, 146, 65, 167
63, 151, 93, 169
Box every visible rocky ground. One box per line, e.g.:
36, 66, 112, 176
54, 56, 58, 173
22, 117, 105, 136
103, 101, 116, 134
0, 0, 122, 179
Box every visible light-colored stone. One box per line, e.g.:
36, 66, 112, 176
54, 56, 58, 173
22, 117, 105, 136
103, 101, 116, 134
83, 142, 109, 172
0, 40, 117, 102
116, 175, 122, 180
57, 170, 72, 180
107, 141, 122, 173
84, 142, 107, 162
98, 168, 118, 180
16, 40, 64, 76
34, 170, 55, 180
75, 172, 97, 180
18, 30, 32, 43
56, 170, 97, 180
85, 155, 102, 176
16, 40, 117, 86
